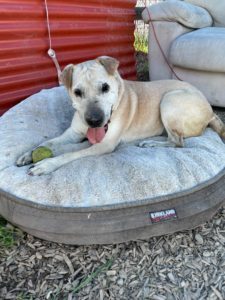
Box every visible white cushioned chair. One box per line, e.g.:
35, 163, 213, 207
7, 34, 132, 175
142, 0, 225, 107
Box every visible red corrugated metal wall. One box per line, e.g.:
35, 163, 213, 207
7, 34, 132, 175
0, 0, 136, 115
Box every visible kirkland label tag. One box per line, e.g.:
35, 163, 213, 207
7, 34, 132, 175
150, 209, 177, 223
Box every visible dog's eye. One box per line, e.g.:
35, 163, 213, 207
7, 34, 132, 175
101, 83, 110, 93
74, 89, 83, 97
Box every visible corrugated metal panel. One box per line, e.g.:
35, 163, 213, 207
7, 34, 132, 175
0, 0, 136, 115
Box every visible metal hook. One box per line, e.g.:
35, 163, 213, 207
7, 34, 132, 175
48, 49, 63, 85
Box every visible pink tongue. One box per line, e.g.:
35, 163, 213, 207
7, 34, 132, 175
86, 127, 106, 144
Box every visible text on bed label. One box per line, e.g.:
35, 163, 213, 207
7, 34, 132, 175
150, 209, 177, 223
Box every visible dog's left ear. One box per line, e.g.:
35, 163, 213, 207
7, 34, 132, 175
60, 64, 74, 90
96, 56, 119, 75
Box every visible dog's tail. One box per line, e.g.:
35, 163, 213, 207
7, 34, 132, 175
209, 113, 225, 139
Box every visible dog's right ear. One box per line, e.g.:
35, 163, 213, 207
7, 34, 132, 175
60, 64, 74, 90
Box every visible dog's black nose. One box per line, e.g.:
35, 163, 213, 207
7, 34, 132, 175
85, 109, 104, 128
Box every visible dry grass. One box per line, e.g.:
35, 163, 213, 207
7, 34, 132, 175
134, 32, 148, 54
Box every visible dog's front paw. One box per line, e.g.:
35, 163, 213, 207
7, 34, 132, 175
16, 151, 33, 166
28, 158, 58, 176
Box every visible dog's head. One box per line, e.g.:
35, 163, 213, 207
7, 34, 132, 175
61, 56, 122, 128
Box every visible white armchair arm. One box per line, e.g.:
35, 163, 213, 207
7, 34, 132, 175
142, 0, 213, 29
147, 21, 193, 80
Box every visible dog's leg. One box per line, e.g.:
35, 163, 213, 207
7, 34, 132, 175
139, 129, 184, 148
28, 140, 117, 175
28, 121, 123, 175
38, 127, 84, 154
139, 139, 176, 148
16, 127, 84, 167
138, 136, 183, 148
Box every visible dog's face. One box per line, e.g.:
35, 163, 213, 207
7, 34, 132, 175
61, 56, 121, 128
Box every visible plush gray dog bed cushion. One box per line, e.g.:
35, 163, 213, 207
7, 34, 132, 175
0, 86, 225, 208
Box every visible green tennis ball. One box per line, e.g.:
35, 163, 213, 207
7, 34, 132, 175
32, 146, 53, 163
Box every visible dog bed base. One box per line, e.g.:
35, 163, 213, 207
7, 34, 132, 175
0, 167, 224, 245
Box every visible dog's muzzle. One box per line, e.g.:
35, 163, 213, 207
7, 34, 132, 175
85, 107, 105, 128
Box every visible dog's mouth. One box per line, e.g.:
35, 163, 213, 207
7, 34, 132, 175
86, 123, 109, 144
85, 106, 113, 144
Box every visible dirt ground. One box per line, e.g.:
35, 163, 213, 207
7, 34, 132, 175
0, 53, 225, 300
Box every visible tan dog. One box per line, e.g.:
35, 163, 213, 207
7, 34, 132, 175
17, 56, 225, 175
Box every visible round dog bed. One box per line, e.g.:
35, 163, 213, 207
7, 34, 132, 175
0, 86, 225, 244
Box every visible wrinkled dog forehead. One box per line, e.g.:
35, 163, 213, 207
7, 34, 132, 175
72, 60, 109, 87
61, 56, 120, 91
